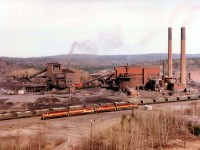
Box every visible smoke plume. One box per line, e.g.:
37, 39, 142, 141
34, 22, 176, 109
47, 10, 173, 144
182, 3, 200, 26
68, 29, 124, 56
169, 0, 200, 26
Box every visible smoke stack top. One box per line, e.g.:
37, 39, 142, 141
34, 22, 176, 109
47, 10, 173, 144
181, 27, 185, 40
168, 27, 172, 40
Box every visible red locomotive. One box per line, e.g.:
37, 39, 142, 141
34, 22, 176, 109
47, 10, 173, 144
41, 101, 138, 120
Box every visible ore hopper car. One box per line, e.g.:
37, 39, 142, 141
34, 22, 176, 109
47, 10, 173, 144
165, 97, 177, 102
15, 111, 33, 118
114, 102, 138, 110
50, 107, 67, 112
0, 113, 13, 120
188, 95, 199, 100
33, 109, 49, 116
177, 96, 188, 101
153, 98, 165, 103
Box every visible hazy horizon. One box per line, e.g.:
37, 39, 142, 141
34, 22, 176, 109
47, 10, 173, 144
1, 0, 200, 57
1, 52, 200, 59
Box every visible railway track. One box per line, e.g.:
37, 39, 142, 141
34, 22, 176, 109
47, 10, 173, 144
0, 94, 199, 121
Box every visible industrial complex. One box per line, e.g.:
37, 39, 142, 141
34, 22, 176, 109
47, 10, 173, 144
0, 27, 199, 150
1, 27, 190, 95
1, 0, 200, 148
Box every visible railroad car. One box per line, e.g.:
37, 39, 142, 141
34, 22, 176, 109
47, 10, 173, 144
165, 97, 177, 102
130, 100, 142, 105
177, 96, 189, 101
14, 111, 33, 118
114, 102, 137, 110
153, 98, 165, 103
95, 103, 116, 112
188, 95, 199, 100
83, 105, 96, 114
140, 99, 154, 104
128, 101, 139, 107
33, 109, 49, 116
0, 113, 13, 120
41, 110, 69, 120
50, 107, 66, 112
68, 105, 89, 116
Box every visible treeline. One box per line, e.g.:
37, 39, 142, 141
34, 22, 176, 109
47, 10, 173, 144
75, 65, 114, 74
0, 55, 200, 77
156, 57, 200, 70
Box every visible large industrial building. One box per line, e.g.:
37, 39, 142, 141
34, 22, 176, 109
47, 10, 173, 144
5, 63, 82, 94
111, 27, 187, 91
114, 65, 160, 90
46, 63, 81, 88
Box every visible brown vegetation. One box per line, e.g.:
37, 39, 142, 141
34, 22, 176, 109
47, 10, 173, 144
0, 131, 46, 150
7, 68, 40, 77
76, 108, 200, 150
187, 102, 200, 116
0, 131, 66, 150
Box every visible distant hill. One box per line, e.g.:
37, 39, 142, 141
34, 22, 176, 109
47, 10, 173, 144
0, 53, 200, 75
1, 53, 200, 66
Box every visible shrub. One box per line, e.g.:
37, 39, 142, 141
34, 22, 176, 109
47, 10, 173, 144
76, 109, 190, 150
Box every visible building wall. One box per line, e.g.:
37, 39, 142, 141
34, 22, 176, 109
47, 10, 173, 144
115, 66, 127, 76
173, 83, 185, 91
46, 63, 62, 76
144, 67, 160, 84
72, 70, 81, 84
46, 63, 81, 87
128, 67, 144, 87
116, 66, 160, 89
65, 70, 81, 85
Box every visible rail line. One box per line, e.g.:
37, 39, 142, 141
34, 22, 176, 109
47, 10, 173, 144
0, 95, 199, 121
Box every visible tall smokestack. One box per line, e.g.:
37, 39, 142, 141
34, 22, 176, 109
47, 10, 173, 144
181, 27, 186, 86
168, 27, 172, 78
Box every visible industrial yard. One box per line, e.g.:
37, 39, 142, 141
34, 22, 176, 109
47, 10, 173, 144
0, 27, 200, 149
1, 0, 200, 149
0, 75, 200, 149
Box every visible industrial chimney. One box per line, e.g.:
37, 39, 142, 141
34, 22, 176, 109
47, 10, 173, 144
168, 27, 172, 78
180, 27, 186, 86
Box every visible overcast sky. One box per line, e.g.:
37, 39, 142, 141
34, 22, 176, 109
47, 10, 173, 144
0, 0, 200, 57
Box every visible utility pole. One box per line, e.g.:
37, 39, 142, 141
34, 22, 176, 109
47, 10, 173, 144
90, 119, 95, 150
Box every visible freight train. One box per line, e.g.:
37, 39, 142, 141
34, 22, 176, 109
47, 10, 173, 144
0, 101, 137, 121
40, 94, 200, 120
41, 102, 137, 120
0, 95, 199, 121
